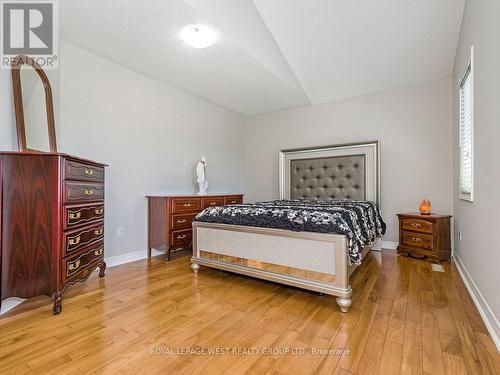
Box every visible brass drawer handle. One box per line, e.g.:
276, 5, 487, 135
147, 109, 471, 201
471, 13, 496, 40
177, 219, 186, 223
95, 207, 104, 215
84, 189, 94, 196
95, 228, 104, 236
411, 223, 421, 228
177, 234, 187, 240
84, 169, 94, 176
210, 202, 217, 205
412, 237, 422, 243
94, 248, 103, 256
230, 200, 237, 204
183, 203, 192, 207
68, 236, 81, 246
68, 259, 81, 271
69, 211, 81, 220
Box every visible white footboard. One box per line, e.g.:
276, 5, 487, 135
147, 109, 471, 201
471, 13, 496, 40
191, 221, 354, 312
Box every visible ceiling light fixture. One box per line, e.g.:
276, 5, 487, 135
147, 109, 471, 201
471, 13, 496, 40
180, 25, 216, 49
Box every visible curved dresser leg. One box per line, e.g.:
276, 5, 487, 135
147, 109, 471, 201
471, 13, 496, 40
191, 263, 200, 274
336, 297, 352, 313
98, 261, 106, 278
52, 291, 63, 315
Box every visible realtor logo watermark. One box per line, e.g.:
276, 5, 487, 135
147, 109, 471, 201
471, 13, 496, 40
1, 1, 58, 69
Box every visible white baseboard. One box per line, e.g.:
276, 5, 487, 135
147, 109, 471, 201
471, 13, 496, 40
453, 254, 500, 351
105, 248, 164, 268
369, 239, 397, 252
381, 241, 398, 250
371, 238, 382, 251
0, 297, 26, 315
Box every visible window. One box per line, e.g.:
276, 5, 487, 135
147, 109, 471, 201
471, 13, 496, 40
459, 47, 474, 201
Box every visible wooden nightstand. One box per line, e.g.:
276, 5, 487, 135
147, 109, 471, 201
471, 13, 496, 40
397, 213, 452, 262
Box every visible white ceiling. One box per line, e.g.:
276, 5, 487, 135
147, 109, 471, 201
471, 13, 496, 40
60, 0, 464, 116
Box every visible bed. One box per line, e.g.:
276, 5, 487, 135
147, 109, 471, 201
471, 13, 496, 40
190, 141, 384, 312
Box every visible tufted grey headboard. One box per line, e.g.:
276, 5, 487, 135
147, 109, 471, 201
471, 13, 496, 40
279, 141, 380, 204
290, 155, 365, 200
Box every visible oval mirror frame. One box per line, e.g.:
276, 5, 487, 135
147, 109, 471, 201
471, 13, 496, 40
11, 55, 57, 152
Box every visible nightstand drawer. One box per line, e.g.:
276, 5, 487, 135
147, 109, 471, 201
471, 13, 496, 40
401, 218, 433, 234
402, 231, 433, 251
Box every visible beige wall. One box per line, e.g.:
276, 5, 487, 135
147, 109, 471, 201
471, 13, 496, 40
0, 43, 245, 258
59, 43, 245, 257
243, 78, 454, 243
0, 46, 457, 251
453, 0, 500, 326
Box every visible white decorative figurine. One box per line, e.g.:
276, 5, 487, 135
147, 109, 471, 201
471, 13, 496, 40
196, 156, 208, 195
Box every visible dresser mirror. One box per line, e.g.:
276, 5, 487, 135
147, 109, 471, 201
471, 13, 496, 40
11, 55, 57, 152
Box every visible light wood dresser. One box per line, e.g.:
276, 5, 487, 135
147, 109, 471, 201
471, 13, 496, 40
147, 194, 243, 260
397, 213, 451, 262
0, 152, 107, 314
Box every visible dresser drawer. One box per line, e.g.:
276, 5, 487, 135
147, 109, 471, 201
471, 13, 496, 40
224, 195, 243, 205
63, 242, 103, 282
401, 218, 433, 234
171, 198, 201, 213
402, 231, 434, 251
65, 203, 104, 229
170, 213, 197, 231
64, 222, 104, 255
65, 160, 104, 183
170, 229, 192, 248
201, 197, 224, 209
65, 182, 104, 204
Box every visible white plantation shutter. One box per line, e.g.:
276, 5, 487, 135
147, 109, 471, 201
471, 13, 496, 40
459, 51, 473, 201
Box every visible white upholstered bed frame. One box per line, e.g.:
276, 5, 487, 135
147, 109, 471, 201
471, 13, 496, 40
191, 141, 380, 312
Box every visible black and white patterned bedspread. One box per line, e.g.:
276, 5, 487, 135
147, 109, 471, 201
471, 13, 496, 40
194, 199, 386, 265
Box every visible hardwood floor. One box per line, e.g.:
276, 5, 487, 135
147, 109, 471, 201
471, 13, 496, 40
0, 250, 498, 374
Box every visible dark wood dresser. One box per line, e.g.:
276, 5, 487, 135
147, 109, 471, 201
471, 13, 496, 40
147, 194, 243, 260
397, 213, 452, 262
0, 152, 107, 314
